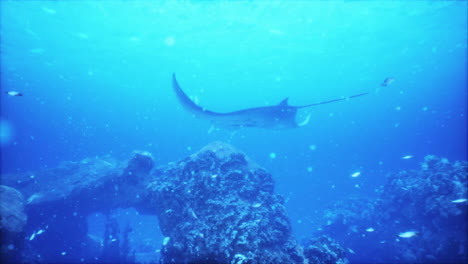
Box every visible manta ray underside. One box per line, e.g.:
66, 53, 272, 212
172, 73, 372, 129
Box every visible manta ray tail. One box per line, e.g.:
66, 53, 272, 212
296, 77, 394, 108
295, 92, 369, 108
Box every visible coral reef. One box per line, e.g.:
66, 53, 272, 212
2, 143, 335, 263
149, 142, 305, 264
2, 143, 465, 264
319, 155, 467, 263
303, 236, 348, 264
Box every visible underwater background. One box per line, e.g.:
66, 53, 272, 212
0, 1, 467, 263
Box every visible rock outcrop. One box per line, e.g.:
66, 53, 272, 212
149, 142, 305, 264
0, 185, 27, 233
0, 143, 352, 264
1, 144, 464, 264
0, 185, 27, 263
303, 236, 348, 264
1, 152, 155, 263
319, 155, 467, 263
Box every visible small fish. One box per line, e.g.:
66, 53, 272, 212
451, 198, 467, 203
29, 233, 36, 241
366, 227, 375, 232
381, 77, 395, 87
27, 193, 42, 204
401, 155, 413, 160
6, 91, 23, 97
351, 171, 361, 178
398, 231, 418, 238
188, 208, 198, 219
163, 237, 170, 246
36, 229, 45, 235
252, 203, 262, 208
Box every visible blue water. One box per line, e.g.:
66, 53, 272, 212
1, 0, 467, 262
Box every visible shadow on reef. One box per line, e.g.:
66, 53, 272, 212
0, 142, 466, 264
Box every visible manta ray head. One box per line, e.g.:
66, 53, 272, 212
274, 98, 311, 129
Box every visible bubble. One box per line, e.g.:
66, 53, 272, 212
269, 152, 276, 159
129, 36, 141, 42
164, 36, 176, 47
30, 48, 45, 54
41, 7, 57, 14
76, 33, 89, 39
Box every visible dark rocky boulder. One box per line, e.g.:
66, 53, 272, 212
1, 152, 155, 263
149, 142, 305, 264
3, 152, 154, 215
0, 185, 27, 263
0, 185, 27, 233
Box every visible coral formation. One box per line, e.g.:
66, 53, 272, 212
1, 143, 326, 263
149, 142, 305, 264
319, 155, 467, 263
303, 235, 348, 264
4, 143, 462, 264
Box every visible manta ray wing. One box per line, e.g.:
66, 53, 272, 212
172, 73, 379, 129
172, 74, 299, 129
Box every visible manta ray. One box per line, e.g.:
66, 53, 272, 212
172, 73, 390, 129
